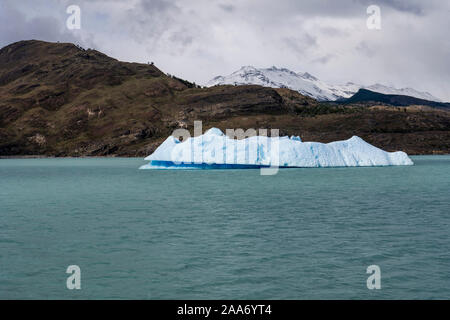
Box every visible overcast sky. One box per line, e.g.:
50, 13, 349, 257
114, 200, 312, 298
1, 0, 449, 100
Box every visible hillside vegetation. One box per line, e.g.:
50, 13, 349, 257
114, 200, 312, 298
0, 40, 449, 156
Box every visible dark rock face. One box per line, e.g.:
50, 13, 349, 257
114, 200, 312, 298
0, 40, 449, 157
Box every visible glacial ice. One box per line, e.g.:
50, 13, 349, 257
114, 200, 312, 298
140, 128, 414, 169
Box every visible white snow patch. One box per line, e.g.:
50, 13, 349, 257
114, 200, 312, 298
206, 66, 442, 102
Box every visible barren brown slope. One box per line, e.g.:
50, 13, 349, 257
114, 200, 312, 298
0, 40, 449, 156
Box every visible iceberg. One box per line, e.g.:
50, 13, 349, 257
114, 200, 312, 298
140, 128, 413, 169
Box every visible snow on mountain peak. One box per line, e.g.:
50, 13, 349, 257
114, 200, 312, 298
301, 72, 318, 81
364, 84, 441, 102
207, 66, 441, 102
207, 66, 346, 101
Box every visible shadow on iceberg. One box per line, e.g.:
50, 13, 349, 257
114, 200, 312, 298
139, 161, 272, 170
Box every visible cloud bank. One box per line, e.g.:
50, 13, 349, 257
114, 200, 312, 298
1, 0, 449, 100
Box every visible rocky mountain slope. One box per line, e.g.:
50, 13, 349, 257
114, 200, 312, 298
0, 40, 449, 156
207, 66, 442, 102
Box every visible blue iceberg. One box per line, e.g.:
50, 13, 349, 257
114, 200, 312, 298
140, 128, 413, 169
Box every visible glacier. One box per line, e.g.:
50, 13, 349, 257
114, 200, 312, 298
140, 128, 413, 169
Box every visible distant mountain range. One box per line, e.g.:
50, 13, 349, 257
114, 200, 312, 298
207, 66, 442, 102
339, 89, 450, 109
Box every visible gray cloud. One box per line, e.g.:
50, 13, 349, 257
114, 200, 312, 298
218, 3, 235, 13
0, 2, 73, 47
355, 41, 377, 58
311, 54, 336, 65
368, 0, 425, 15
1, 0, 449, 101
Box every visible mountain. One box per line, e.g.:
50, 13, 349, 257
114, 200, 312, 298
207, 66, 442, 102
207, 66, 358, 101
0, 40, 315, 156
363, 84, 441, 102
0, 40, 449, 156
341, 89, 450, 109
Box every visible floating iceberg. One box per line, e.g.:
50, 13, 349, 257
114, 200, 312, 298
140, 128, 413, 169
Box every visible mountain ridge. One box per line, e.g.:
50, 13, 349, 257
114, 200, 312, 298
339, 89, 450, 109
0, 40, 449, 156
207, 66, 442, 102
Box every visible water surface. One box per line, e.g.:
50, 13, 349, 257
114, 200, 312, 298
0, 156, 449, 299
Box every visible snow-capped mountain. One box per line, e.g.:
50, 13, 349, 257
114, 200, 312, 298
363, 84, 441, 102
207, 66, 441, 102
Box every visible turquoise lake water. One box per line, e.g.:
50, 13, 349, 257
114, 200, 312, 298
0, 156, 449, 299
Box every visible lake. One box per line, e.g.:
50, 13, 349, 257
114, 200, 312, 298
0, 156, 449, 299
